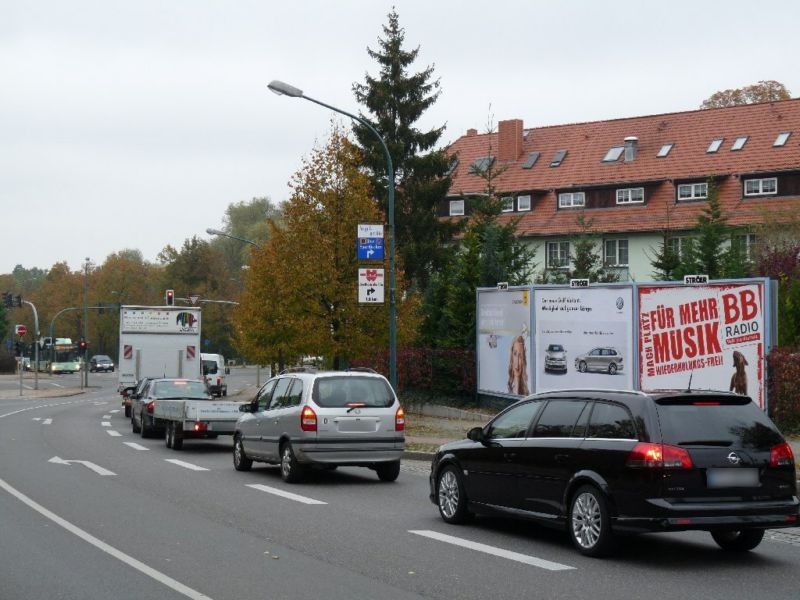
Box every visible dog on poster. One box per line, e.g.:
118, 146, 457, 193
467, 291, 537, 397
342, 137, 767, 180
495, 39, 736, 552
729, 350, 748, 396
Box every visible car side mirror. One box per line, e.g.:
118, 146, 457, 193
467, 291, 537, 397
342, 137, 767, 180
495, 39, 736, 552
239, 402, 255, 413
467, 426, 486, 443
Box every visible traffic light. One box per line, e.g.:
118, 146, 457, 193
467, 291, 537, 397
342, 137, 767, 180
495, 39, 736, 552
78, 338, 88, 355
14, 341, 22, 357
166, 289, 175, 306
14, 295, 22, 307
2, 292, 11, 308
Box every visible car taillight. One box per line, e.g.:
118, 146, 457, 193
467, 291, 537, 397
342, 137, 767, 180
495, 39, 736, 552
627, 443, 693, 469
193, 422, 207, 433
770, 442, 794, 468
216, 377, 221, 386
301, 406, 317, 432
146, 401, 155, 414
395, 406, 405, 431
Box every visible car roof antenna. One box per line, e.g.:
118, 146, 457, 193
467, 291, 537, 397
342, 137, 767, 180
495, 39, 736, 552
686, 372, 693, 392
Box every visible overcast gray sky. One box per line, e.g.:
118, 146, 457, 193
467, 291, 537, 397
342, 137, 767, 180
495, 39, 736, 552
2, 0, 799, 274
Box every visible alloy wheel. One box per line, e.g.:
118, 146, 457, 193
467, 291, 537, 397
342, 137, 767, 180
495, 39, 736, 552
572, 491, 602, 549
438, 470, 460, 519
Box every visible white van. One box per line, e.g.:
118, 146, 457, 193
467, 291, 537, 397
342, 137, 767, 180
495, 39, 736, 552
201, 353, 228, 397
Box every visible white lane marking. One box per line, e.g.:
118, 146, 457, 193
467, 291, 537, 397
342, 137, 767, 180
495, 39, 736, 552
32, 417, 41, 421
107, 430, 122, 437
109, 410, 120, 414
93, 402, 108, 405
164, 459, 209, 472
123, 442, 149, 451
42, 418, 53, 425
51, 383, 64, 388
101, 421, 111, 427
408, 530, 575, 571
0, 476, 215, 600
48, 456, 116, 477
102, 414, 112, 419
245, 484, 327, 505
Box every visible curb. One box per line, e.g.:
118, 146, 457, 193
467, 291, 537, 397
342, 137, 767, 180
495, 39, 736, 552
403, 451, 435, 462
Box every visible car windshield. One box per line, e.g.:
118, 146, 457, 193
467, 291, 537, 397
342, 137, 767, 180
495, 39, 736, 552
656, 395, 783, 449
95, 355, 111, 361
313, 377, 394, 408
152, 380, 209, 399
548, 345, 564, 352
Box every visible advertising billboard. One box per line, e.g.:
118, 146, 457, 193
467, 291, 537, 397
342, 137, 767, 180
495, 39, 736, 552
477, 288, 532, 397
638, 281, 767, 408
534, 287, 634, 392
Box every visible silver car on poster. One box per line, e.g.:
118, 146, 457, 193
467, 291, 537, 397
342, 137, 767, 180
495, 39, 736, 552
575, 347, 624, 375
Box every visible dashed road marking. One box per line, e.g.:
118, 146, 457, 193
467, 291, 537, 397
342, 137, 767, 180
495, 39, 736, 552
101, 421, 111, 427
107, 430, 122, 437
164, 459, 209, 472
123, 442, 149, 451
102, 414, 111, 419
42, 418, 52, 425
109, 410, 120, 414
245, 484, 327, 505
408, 530, 575, 571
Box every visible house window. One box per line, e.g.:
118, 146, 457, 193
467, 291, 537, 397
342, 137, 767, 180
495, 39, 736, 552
735, 233, 758, 261
774, 132, 791, 147
744, 177, 777, 196
707, 138, 724, 153
558, 191, 585, 208
517, 195, 531, 211
604, 239, 629, 266
501, 197, 514, 212
668, 236, 695, 260
616, 187, 645, 204
449, 199, 464, 216
677, 182, 708, 201
657, 143, 674, 158
731, 136, 748, 151
547, 241, 570, 269
602, 146, 624, 162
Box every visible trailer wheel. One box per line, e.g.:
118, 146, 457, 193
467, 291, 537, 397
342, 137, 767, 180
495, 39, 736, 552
172, 425, 183, 450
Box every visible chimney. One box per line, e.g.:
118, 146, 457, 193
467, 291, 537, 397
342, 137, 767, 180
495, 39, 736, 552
624, 136, 638, 162
498, 119, 524, 161
466, 128, 478, 137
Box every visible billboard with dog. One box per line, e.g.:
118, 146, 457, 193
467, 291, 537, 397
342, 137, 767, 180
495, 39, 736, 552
638, 281, 767, 409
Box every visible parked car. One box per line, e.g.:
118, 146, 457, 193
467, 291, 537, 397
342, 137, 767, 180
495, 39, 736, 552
233, 369, 405, 483
544, 344, 567, 373
429, 389, 798, 557
574, 347, 623, 374
131, 378, 210, 438
90, 354, 115, 373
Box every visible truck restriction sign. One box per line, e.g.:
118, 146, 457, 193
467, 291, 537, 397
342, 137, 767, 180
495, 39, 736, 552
15, 324, 27, 337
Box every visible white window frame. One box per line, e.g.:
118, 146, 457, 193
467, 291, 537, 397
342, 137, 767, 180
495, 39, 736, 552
546, 241, 570, 269
449, 199, 465, 216
677, 182, 708, 201
744, 177, 777, 196
668, 236, 695, 260
616, 187, 645, 205
558, 191, 585, 208
736, 233, 757, 261
517, 195, 531, 211
604, 239, 629, 267
501, 196, 514, 212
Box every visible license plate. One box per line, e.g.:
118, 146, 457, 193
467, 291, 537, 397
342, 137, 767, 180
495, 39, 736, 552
706, 468, 759, 488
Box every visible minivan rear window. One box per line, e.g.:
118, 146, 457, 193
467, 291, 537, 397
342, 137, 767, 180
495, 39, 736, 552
656, 396, 783, 449
313, 377, 394, 408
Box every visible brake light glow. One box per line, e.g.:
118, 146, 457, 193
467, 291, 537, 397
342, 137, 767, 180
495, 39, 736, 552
146, 401, 155, 414
395, 406, 405, 431
693, 401, 720, 406
770, 442, 794, 468
626, 443, 693, 469
193, 422, 207, 433
301, 406, 317, 432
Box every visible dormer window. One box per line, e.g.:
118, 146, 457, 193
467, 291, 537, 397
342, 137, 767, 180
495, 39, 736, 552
707, 138, 724, 153
744, 178, 777, 196
449, 199, 465, 216
616, 187, 645, 204
677, 182, 708, 201
558, 191, 585, 208
517, 195, 531, 211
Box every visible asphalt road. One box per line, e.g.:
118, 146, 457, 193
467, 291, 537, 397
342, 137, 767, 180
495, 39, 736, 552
2, 372, 800, 600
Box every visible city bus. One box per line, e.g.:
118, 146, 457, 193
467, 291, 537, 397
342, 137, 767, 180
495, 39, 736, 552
41, 338, 81, 374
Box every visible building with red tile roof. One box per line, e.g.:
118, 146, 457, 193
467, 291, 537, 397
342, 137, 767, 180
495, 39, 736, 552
443, 98, 800, 279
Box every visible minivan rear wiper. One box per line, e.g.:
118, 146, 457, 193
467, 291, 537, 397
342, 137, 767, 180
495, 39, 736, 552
346, 402, 367, 413
677, 440, 733, 447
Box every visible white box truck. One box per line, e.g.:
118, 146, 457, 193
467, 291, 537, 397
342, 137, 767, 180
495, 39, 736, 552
117, 305, 202, 417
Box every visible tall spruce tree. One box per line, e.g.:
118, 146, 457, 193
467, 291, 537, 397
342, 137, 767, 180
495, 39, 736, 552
352, 8, 459, 291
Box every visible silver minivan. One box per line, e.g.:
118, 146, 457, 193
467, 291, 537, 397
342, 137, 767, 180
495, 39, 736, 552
233, 370, 405, 482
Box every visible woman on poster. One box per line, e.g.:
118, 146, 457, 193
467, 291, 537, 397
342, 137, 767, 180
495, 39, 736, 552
507, 335, 530, 396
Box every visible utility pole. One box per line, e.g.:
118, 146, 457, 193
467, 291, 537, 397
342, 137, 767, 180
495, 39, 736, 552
83, 257, 90, 388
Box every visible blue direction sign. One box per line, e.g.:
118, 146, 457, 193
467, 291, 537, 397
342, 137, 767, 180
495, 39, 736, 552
357, 237, 384, 260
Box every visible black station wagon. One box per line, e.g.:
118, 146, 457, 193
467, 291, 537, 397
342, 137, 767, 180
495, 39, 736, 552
429, 389, 798, 557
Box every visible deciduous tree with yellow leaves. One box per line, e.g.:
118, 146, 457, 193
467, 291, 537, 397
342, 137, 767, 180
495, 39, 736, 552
236, 123, 418, 371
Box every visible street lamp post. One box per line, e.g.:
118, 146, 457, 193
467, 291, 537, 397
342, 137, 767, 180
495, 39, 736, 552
206, 228, 262, 249
267, 79, 398, 390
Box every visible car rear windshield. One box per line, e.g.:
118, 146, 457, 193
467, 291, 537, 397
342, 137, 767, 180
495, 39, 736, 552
313, 377, 394, 408
655, 395, 783, 449
152, 380, 209, 399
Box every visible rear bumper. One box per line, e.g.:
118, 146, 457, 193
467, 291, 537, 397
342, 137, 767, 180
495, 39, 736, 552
294, 437, 404, 466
